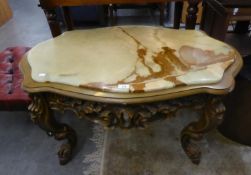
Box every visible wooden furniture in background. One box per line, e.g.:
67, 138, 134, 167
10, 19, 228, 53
219, 78, 251, 146
39, 0, 201, 37
173, 1, 183, 28
58, 6, 109, 27
200, 0, 251, 41
174, 0, 201, 29
174, 1, 202, 29
200, 0, 251, 147
181, 1, 202, 24
0, 0, 13, 27
108, 3, 166, 26
219, 55, 251, 146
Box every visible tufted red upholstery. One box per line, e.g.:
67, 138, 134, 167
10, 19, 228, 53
0, 47, 31, 110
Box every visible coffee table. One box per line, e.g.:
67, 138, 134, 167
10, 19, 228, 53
20, 26, 242, 165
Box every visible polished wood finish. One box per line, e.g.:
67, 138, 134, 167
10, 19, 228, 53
0, 0, 12, 27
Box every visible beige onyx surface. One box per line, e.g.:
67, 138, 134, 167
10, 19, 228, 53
27, 26, 236, 93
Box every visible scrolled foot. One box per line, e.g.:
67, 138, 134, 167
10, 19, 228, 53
54, 125, 77, 165
58, 143, 73, 165
181, 135, 201, 165
180, 96, 225, 165
28, 94, 77, 165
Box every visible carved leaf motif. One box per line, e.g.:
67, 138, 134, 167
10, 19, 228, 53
28, 94, 45, 124
45, 93, 210, 129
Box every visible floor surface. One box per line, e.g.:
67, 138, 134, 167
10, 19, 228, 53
102, 110, 251, 175
0, 111, 97, 175
0, 0, 51, 51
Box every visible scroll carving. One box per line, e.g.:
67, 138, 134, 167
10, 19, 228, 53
181, 96, 225, 164
28, 94, 77, 165
47, 93, 207, 129
28, 92, 225, 165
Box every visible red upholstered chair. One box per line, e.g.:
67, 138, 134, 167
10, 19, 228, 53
0, 47, 31, 111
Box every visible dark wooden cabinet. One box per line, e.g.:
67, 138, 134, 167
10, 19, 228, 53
219, 56, 251, 146
201, 0, 251, 41
201, 0, 251, 146
56, 6, 109, 27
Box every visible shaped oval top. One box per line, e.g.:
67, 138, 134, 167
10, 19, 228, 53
27, 26, 237, 93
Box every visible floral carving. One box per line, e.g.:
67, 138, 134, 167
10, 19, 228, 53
47, 93, 207, 129
28, 92, 225, 165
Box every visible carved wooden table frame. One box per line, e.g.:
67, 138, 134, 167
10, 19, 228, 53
20, 52, 242, 165
28, 92, 224, 165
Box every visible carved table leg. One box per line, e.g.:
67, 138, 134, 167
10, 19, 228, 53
181, 96, 225, 164
28, 94, 77, 165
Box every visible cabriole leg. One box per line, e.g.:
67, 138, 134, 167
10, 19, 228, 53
28, 93, 77, 165
181, 96, 225, 164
